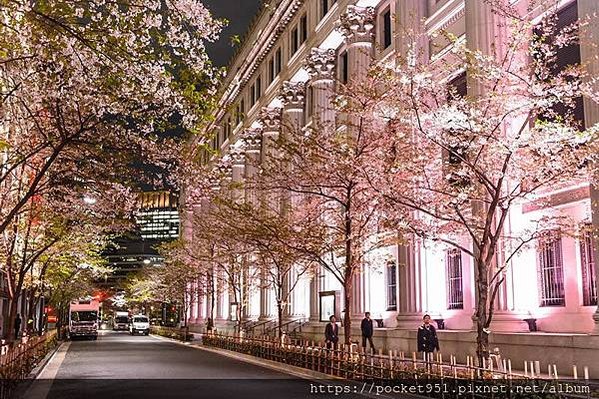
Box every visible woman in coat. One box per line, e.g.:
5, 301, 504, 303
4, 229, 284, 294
417, 314, 440, 358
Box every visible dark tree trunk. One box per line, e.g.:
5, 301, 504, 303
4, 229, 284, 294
343, 278, 353, 345
277, 301, 283, 339
6, 298, 18, 342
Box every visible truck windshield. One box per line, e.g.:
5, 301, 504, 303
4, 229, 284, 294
72, 311, 98, 322
133, 317, 148, 323
115, 316, 128, 323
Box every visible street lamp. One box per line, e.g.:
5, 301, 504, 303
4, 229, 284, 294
83, 196, 97, 205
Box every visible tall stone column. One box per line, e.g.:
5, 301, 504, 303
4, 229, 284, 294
213, 162, 231, 323
339, 6, 375, 80
396, 0, 429, 63
579, 0, 599, 334
257, 108, 282, 320
309, 266, 321, 322
259, 107, 282, 166
230, 147, 246, 204
279, 81, 306, 135
339, 5, 375, 320
463, 0, 528, 332
279, 82, 305, 320
242, 128, 263, 205
306, 48, 336, 128
396, 239, 425, 328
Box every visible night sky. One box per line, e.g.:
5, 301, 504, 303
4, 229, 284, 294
204, 0, 263, 68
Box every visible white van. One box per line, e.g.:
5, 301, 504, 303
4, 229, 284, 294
129, 315, 150, 336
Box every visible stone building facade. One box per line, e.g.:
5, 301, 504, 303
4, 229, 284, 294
184, 0, 599, 375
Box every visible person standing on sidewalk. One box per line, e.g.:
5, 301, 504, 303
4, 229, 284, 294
14, 314, 22, 340
360, 312, 375, 353
417, 314, 439, 368
324, 315, 339, 350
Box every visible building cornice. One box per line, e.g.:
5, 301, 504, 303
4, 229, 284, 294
217, 0, 305, 120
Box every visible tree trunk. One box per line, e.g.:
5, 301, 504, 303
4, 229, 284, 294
475, 257, 490, 366
343, 281, 352, 345
277, 301, 283, 339
26, 291, 38, 335
6, 298, 18, 342
208, 277, 215, 331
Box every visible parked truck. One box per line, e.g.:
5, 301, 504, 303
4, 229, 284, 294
69, 299, 99, 340
113, 311, 129, 331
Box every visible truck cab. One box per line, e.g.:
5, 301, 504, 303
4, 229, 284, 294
113, 311, 129, 331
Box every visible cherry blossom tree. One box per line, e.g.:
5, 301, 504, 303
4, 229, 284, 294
350, 0, 599, 361
257, 101, 395, 345
0, 184, 132, 340
0, 0, 222, 235
205, 187, 321, 339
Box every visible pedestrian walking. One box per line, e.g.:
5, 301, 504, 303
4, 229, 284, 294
324, 315, 339, 350
360, 312, 375, 353
14, 313, 22, 340
417, 314, 439, 369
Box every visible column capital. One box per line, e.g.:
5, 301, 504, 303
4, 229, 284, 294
307, 48, 336, 82
242, 128, 263, 152
338, 5, 375, 45
229, 146, 246, 167
214, 159, 232, 181
279, 81, 306, 111
259, 107, 282, 132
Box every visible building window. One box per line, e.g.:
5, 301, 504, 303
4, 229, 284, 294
236, 100, 245, 126
275, 48, 282, 75
225, 117, 232, 140
534, 1, 584, 128
305, 85, 313, 124
340, 51, 349, 84
256, 75, 262, 100
537, 231, 565, 307
300, 14, 308, 44
250, 83, 256, 107
268, 58, 275, 84
291, 26, 299, 55
446, 248, 463, 310
580, 225, 597, 306
386, 261, 397, 311
219, 127, 226, 147
445, 72, 469, 187
320, 0, 337, 20
382, 8, 392, 49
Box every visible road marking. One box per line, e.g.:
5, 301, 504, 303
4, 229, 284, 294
24, 341, 71, 399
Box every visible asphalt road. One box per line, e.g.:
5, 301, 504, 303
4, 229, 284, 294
23, 330, 367, 399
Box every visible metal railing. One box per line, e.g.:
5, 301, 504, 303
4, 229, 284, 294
202, 332, 598, 399
0, 330, 59, 399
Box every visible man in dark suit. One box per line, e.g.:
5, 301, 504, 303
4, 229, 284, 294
360, 312, 375, 353
324, 315, 339, 350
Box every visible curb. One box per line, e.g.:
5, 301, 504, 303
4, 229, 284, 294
27, 340, 63, 380
13, 340, 64, 399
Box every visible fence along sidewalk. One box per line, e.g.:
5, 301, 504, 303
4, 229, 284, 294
201, 332, 597, 398
0, 330, 58, 399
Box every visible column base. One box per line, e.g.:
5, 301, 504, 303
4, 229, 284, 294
488, 311, 531, 333
396, 313, 427, 330
591, 310, 599, 335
